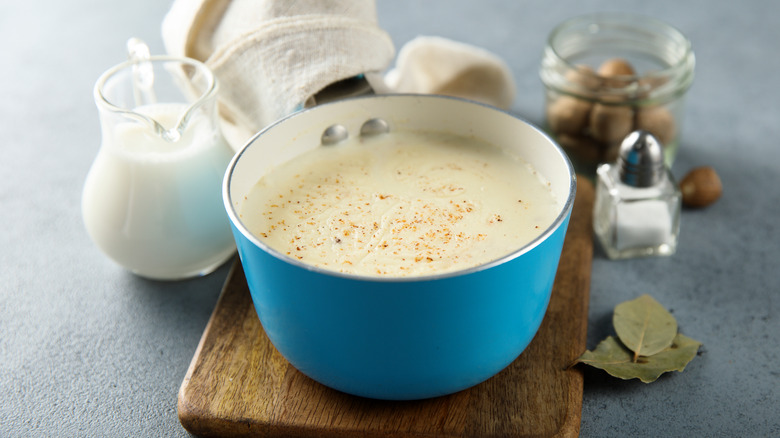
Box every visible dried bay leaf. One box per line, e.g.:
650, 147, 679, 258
613, 294, 678, 361
575, 334, 702, 383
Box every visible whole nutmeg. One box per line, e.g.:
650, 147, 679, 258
597, 58, 636, 77
636, 106, 677, 146
589, 103, 634, 143
601, 141, 623, 164
637, 74, 671, 98
565, 64, 601, 91
598, 58, 637, 89
679, 166, 722, 208
557, 133, 603, 164
547, 95, 593, 135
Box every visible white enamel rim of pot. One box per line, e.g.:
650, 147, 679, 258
224, 94, 577, 283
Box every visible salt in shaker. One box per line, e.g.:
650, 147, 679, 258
593, 130, 681, 259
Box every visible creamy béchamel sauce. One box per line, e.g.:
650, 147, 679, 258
240, 130, 560, 277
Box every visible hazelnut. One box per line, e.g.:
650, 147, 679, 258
589, 103, 634, 143
679, 166, 722, 208
547, 95, 592, 135
636, 106, 677, 146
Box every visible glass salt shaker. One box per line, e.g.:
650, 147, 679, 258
593, 130, 681, 259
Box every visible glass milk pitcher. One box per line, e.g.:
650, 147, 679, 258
83, 51, 236, 280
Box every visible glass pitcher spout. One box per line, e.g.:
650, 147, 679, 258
94, 53, 219, 145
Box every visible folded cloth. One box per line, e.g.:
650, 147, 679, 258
162, 2, 516, 150
385, 36, 516, 111
162, 0, 395, 149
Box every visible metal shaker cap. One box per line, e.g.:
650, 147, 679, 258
618, 130, 665, 187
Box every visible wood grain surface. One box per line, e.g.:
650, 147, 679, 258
178, 178, 594, 438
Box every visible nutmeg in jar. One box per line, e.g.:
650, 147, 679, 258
540, 13, 695, 175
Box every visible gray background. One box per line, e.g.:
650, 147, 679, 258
2, 1, 777, 436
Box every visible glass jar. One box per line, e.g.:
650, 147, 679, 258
540, 13, 695, 175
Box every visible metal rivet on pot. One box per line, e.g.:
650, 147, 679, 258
360, 118, 389, 137
321, 124, 348, 145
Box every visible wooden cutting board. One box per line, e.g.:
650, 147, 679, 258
178, 179, 594, 438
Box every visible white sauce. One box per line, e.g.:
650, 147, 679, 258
240, 130, 560, 277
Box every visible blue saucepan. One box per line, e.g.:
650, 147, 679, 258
223, 94, 576, 400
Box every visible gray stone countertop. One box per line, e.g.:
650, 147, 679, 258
2, 1, 777, 436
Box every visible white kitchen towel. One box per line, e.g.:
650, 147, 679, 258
385, 36, 516, 111
162, 1, 516, 150
162, 0, 395, 149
